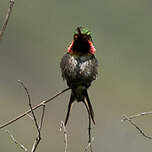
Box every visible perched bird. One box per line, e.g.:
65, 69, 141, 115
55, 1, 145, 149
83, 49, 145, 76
60, 27, 98, 126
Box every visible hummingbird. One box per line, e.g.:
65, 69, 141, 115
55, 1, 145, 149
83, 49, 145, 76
60, 27, 98, 126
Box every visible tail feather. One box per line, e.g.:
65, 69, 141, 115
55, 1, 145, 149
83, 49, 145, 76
64, 93, 75, 126
85, 90, 95, 124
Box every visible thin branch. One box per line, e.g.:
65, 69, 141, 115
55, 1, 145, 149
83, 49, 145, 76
0, 0, 15, 40
39, 104, 45, 130
84, 137, 94, 152
0, 86, 70, 129
5, 81, 47, 152
122, 111, 152, 121
31, 104, 45, 152
122, 115, 152, 140
18, 80, 42, 152
31, 136, 40, 152
27, 114, 34, 121
60, 121, 68, 152
5, 130, 28, 152
18, 80, 41, 137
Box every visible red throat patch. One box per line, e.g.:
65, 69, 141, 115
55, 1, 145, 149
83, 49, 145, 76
67, 40, 74, 53
88, 40, 96, 54
67, 40, 96, 54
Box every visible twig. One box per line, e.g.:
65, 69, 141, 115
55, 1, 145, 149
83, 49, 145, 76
122, 111, 152, 121
122, 115, 152, 140
0, 85, 70, 129
5, 130, 28, 152
84, 137, 94, 152
27, 114, 34, 121
18, 80, 41, 137
31, 104, 45, 152
0, 0, 15, 40
18, 80, 42, 152
5, 82, 47, 152
39, 104, 45, 130
60, 121, 68, 152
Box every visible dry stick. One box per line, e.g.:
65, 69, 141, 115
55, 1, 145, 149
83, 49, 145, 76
122, 115, 152, 140
5, 130, 28, 152
84, 137, 94, 152
122, 111, 152, 121
31, 105, 46, 152
31, 105, 45, 152
18, 80, 42, 152
60, 121, 68, 152
0, 85, 70, 129
5, 81, 46, 152
18, 81, 41, 135
39, 104, 45, 130
0, 0, 15, 40
27, 114, 34, 121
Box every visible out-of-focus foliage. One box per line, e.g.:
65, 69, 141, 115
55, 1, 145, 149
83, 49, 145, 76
0, 0, 152, 152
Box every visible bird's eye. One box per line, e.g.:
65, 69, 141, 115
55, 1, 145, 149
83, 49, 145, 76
74, 35, 78, 39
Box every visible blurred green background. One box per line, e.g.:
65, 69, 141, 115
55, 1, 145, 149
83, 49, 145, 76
0, 0, 152, 151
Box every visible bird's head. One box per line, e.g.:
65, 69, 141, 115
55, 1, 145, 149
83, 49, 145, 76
68, 27, 96, 54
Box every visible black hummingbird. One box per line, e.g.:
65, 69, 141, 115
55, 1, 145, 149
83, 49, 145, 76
60, 27, 98, 126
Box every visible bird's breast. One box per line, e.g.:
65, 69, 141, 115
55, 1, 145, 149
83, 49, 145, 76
60, 53, 98, 88
67, 55, 92, 77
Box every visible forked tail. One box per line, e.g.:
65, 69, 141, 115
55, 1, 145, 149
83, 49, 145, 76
64, 93, 75, 126
64, 90, 95, 126
85, 90, 95, 124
